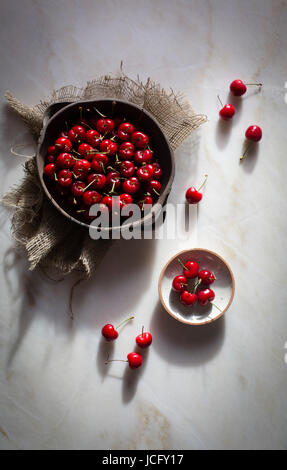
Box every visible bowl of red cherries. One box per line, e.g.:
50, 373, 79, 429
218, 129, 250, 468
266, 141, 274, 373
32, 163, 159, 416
158, 249, 235, 325
37, 99, 174, 232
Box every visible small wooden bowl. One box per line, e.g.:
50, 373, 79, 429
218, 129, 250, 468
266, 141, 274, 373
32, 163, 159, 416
37, 99, 175, 233
158, 248, 235, 325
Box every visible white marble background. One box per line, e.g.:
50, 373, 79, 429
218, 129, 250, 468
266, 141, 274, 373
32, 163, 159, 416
0, 0, 287, 450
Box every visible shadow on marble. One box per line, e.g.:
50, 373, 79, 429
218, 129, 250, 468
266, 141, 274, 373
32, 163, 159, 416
240, 140, 259, 173
96, 336, 116, 381
215, 119, 233, 150
150, 299, 225, 366
122, 345, 150, 404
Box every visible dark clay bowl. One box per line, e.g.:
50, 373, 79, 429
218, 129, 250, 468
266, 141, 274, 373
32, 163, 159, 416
37, 99, 175, 233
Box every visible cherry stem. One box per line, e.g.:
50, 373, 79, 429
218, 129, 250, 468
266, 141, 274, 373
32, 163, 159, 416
245, 83, 262, 86
79, 106, 83, 122
193, 279, 202, 291
116, 315, 134, 330
152, 189, 160, 196
197, 174, 208, 192
240, 144, 251, 161
142, 326, 144, 337
84, 178, 97, 192
211, 302, 222, 312
178, 258, 188, 270
217, 95, 223, 107
105, 354, 128, 365
93, 106, 107, 118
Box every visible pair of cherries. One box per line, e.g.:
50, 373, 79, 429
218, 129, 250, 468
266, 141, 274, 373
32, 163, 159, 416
102, 316, 152, 369
172, 258, 217, 308
218, 79, 263, 161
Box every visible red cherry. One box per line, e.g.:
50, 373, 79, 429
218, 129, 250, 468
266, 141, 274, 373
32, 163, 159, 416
47, 145, 57, 155
172, 274, 188, 292
134, 149, 153, 164
178, 258, 199, 279
85, 129, 101, 147
219, 104, 235, 120
122, 177, 140, 194
55, 137, 72, 152
87, 173, 107, 190
68, 125, 86, 143
101, 195, 114, 212
137, 164, 154, 182
118, 122, 134, 141
245, 125, 262, 142
46, 154, 57, 164
152, 162, 163, 180
197, 288, 215, 306
71, 181, 86, 197
83, 190, 102, 206
100, 139, 118, 156
44, 163, 56, 180
116, 193, 133, 210
131, 131, 149, 149
136, 327, 152, 348
91, 154, 109, 173
101, 315, 134, 341
180, 291, 198, 306
138, 195, 153, 211
101, 324, 118, 341
198, 270, 215, 285
78, 143, 95, 160
119, 141, 135, 160
96, 118, 114, 134
57, 169, 73, 187
127, 352, 142, 369
106, 171, 121, 192
147, 180, 161, 196
56, 153, 75, 169
230, 79, 262, 96
73, 159, 91, 178
119, 160, 135, 178
186, 174, 208, 204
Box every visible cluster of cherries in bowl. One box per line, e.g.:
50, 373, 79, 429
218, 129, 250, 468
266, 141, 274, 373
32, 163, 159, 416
102, 316, 152, 370
43, 110, 163, 223
172, 258, 219, 309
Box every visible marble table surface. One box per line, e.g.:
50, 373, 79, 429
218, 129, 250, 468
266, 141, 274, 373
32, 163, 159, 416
0, 0, 287, 450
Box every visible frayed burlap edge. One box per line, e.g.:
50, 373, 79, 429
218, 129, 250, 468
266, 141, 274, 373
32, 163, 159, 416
2, 72, 207, 279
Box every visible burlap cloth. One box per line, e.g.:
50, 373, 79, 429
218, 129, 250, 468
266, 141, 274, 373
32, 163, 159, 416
2, 72, 207, 279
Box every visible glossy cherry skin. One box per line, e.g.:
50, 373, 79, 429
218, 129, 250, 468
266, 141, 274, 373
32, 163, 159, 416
136, 331, 152, 348
172, 275, 188, 292
230, 79, 247, 96
100, 139, 118, 156
245, 125, 262, 142
101, 324, 118, 341
68, 125, 86, 143
131, 131, 149, 149
106, 171, 121, 191
78, 143, 95, 160
56, 153, 75, 169
219, 104, 235, 120
85, 129, 101, 147
198, 270, 215, 285
83, 190, 102, 206
44, 163, 56, 179
147, 180, 161, 195
116, 193, 133, 210
182, 260, 199, 279
180, 291, 198, 306
87, 173, 107, 190
134, 149, 153, 164
152, 162, 163, 180
122, 177, 140, 194
47, 145, 57, 155
127, 352, 142, 369
185, 187, 202, 204
119, 160, 135, 178
57, 169, 73, 187
71, 181, 86, 197
46, 154, 57, 164
118, 122, 134, 141
138, 195, 153, 211
101, 195, 114, 212
96, 118, 114, 134
55, 137, 72, 152
73, 159, 91, 178
119, 141, 135, 160
137, 164, 154, 182
197, 288, 215, 306
91, 154, 109, 172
